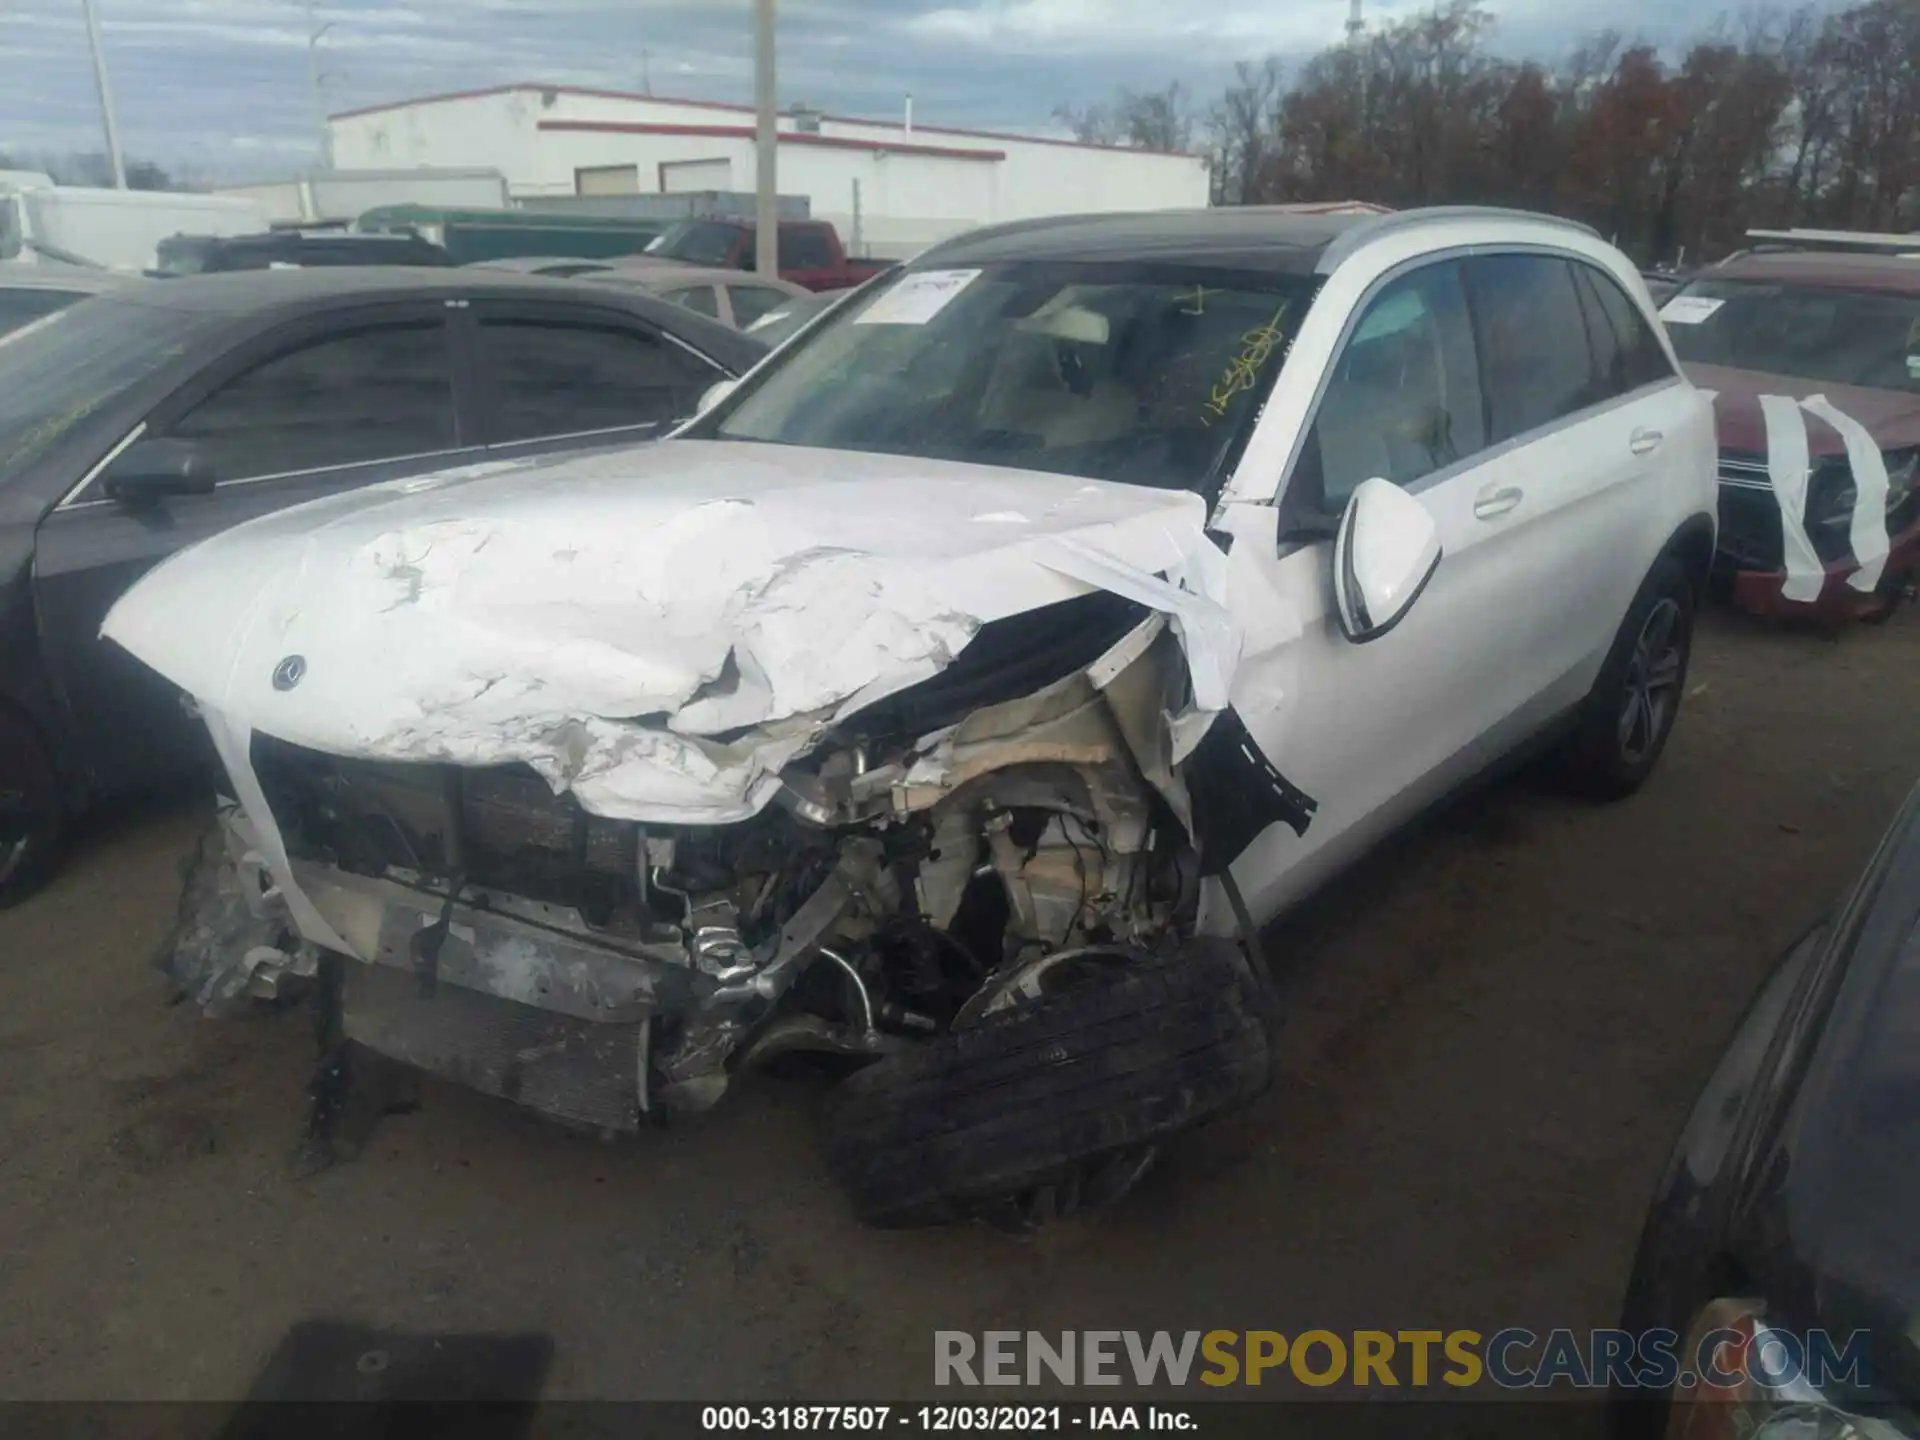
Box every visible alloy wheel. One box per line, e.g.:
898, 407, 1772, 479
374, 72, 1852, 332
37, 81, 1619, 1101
1618, 596, 1685, 766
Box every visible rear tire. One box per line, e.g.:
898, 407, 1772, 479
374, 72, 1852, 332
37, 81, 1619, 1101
825, 937, 1271, 1228
1563, 555, 1695, 800
0, 706, 64, 910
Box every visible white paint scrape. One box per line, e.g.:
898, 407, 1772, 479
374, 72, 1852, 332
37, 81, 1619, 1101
103, 440, 1241, 826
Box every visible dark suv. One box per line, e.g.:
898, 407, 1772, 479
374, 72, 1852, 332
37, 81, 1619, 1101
154, 230, 452, 275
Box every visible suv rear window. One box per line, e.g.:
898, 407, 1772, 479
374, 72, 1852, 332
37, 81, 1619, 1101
1663, 278, 1920, 393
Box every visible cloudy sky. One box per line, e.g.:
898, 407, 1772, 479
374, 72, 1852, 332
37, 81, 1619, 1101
2, 0, 1759, 179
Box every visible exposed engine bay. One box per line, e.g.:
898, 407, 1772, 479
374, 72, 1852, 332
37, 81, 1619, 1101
121, 455, 1321, 1221
175, 594, 1292, 1142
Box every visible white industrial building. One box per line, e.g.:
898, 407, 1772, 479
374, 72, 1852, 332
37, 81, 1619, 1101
327, 84, 1212, 258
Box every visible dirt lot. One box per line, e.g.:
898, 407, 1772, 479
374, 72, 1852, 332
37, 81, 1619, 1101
2, 606, 1917, 1405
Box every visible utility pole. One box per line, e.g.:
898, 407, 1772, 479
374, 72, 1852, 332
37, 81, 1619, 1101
1347, 0, 1368, 126
753, 0, 778, 277
307, 1, 334, 168
79, 0, 128, 188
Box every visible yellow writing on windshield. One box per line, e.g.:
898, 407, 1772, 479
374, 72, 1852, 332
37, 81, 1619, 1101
1201, 302, 1291, 427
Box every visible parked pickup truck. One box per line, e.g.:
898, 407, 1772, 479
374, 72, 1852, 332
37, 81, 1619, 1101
641, 217, 887, 291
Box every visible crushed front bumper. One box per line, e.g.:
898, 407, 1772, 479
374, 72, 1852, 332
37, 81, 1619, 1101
295, 861, 707, 1132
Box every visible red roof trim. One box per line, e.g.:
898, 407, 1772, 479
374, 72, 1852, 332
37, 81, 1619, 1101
332, 82, 1194, 157
537, 118, 1004, 161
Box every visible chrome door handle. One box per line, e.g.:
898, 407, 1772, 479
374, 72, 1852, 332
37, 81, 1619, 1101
1473, 485, 1523, 520
1630, 427, 1665, 456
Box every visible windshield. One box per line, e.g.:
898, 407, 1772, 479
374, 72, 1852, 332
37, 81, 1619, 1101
645, 220, 745, 268
1664, 277, 1920, 393
0, 296, 215, 481
0, 285, 89, 338
704, 261, 1312, 494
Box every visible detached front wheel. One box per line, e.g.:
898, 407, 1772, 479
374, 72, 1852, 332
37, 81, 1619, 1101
824, 937, 1272, 1229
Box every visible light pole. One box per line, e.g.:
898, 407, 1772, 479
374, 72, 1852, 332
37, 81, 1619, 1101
307, 2, 335, 168
753, 0, 777, 277
79, 0, 128, 188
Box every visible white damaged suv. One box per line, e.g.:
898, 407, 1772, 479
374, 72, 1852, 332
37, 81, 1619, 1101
106, 206, 1717, 1225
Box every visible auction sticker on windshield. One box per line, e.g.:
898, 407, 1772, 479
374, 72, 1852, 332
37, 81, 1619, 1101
1659, 296, 1725, 325
856, 269, 981, 326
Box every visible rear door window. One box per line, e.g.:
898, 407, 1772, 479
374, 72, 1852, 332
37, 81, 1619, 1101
1572, 263, 1674, 398
165, 320, 457, 482
1465, 254, 1601, 441
474, 311, 720, 443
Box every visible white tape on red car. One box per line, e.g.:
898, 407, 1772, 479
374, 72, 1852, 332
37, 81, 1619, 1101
1726, 393, 1891, 602
1798, 394, 1892, 593
1755, 395, 1827, 603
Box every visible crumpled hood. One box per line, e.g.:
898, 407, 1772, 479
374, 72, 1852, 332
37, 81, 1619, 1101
104, 439, 1236, 824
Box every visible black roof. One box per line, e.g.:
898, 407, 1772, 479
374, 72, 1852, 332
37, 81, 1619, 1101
68, 266, 767, 372
916, 207, 1372, 274
97, 264, 594, 314
914, 205, 1603, 276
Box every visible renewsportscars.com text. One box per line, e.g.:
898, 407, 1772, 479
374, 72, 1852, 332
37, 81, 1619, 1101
934, 1328, 1871, 1390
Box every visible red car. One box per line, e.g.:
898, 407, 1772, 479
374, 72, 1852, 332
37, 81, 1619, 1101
639, 218, 889, 293
1661, 251, 1920, 620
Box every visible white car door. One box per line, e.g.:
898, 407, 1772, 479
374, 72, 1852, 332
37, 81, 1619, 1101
1213, 256, 1551, 921
1453, 251, 1677, 715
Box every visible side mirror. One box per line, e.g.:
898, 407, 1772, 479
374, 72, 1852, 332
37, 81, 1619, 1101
1332, 477, 1442, 643
696, 378, 739, 416
101, 439, 216, 506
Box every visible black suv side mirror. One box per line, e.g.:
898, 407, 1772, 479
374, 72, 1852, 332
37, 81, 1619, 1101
101, 439, 217, 506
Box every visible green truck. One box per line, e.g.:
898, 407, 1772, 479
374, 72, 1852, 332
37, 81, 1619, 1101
354, 204, 669, 266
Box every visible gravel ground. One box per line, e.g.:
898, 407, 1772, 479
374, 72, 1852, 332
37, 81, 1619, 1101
1, 605, 1916, 1406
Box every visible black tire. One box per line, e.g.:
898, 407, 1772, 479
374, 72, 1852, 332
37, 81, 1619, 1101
1859, 565, 1912, 626
1563, 554, 1696, 800
825, 937, 1271, 1228
0, 706, 64, 910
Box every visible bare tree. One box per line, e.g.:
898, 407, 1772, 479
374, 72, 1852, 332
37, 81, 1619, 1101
1055, 0, 1919, 263
1054, 82, 1195, 152
1208, 58, 1286, 203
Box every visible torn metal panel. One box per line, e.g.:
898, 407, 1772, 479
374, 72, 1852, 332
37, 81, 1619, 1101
157, 800, 317, 1014
1183, 707, 1319, 875
342, 961, 649, 1132
286, 861, 694, 1021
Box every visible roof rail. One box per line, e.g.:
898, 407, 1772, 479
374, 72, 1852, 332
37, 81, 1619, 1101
1318, 205, 1601, 272
1744, 227, 1920, 255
